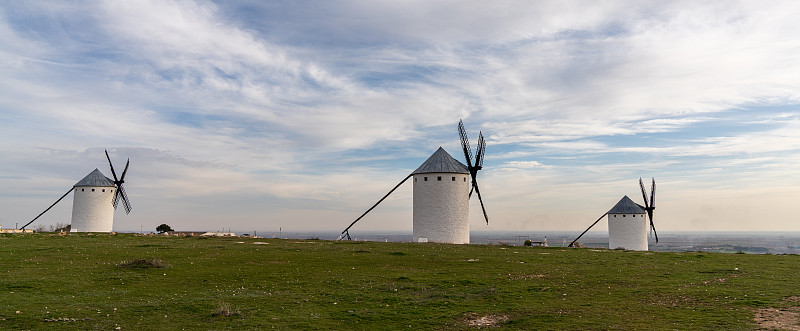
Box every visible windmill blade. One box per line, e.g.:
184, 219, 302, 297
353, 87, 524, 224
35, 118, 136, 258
639, 177, 650, 209
471, 180, 489, 224
640, 177, 657, 242
118, 184, 132, 214
112, 181, 123, 209
340, 174, 412, 240
467, 168, 483, 198
468, 171, 477, 198
474, 131, 486, 168
568, 213, 608, 247
119, 158, 130, 182
649, 213, 658, 243
460, 119, 490, 224
112, 188, 121, 209
458, 120, 474, 168
650, 178, 656, 209
105, 149, 119, 182
21, 187, 75, 230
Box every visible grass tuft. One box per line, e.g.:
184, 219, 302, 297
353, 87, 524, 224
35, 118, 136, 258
213, 302, 241, 317
117, 258, 169, 269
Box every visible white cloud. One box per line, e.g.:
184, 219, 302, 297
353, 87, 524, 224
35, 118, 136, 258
502, 161, 552, 169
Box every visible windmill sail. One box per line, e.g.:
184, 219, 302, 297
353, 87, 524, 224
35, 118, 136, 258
458, 120, 473, 168
106, 150, 132, 214
639, 177, 657, 242
459, 120, 490, 224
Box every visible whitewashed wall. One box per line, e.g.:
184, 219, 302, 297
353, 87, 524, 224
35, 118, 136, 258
412, 173, 470, 244
608, 213, 648, 251
71, 186, 115, 232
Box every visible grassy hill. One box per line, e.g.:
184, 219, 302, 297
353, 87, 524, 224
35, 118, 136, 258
1, 233, 799, 330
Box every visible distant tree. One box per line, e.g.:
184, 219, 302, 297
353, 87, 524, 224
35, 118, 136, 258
524, 240, 533, 246
156, 224, 174, 234
54, 223, 70, 232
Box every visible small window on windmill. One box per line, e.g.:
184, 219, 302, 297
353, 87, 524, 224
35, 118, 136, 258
102, 189, 105, 192
463, 177, 466, 182
452, 177, 455, 181
414, 178, 417, 182
81, 188, 84, 192
424, 177, 427, 181
623, 214, 626, 217
437, 176, 441, 181
92, 188, 95, 192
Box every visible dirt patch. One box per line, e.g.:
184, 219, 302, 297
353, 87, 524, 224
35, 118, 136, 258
463, 313, 509, 327
754, 307, 800, 330
753, 297, 800, 330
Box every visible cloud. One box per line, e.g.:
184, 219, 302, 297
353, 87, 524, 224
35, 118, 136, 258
502, 161, 552, 169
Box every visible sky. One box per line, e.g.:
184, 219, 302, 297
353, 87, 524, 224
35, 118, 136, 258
1, 1, 799, 235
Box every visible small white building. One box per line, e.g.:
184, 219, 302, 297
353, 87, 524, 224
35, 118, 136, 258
607, 195, 648, 251
70, 169, 116, 232
411, 147, 471, 244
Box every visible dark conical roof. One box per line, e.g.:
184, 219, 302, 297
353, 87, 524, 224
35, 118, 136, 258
608, 195, 646, 214
74, 169, 115, 187
411, 147, 469, 175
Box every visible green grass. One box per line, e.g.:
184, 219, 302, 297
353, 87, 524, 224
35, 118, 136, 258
1, 233, 799, 330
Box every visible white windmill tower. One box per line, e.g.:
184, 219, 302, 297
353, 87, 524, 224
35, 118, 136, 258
339, 120, 490, 244
569, 178, 658, 251
411, 147, 471, 243
21, 150, 133, 232
607, 195, 648, 250
70, 169, 116, 232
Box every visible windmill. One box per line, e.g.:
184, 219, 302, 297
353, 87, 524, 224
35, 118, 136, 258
338, 120, 488, 243
20, 149, 132, 232
568, 178, 657, 250
458, 119, 489, 224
